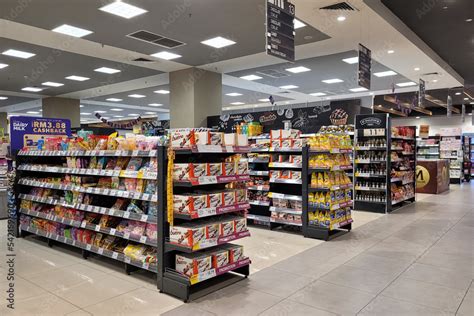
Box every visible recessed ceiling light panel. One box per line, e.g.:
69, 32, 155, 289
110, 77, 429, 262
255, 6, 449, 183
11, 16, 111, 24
65, 75, 90, 81
26, 111, 40, 114
349, 87, 368, 92
148, 103, 163, 107
322, 78, 344, 84
309, 92, 326, 97
226, 93, 243, 96
154, 90, 170, 94
230, 102, 245, 105
201, 36, 236, 48
99, 1, 148, 19
2, 49, 36, 59
106, 98, 123, 102
22, 87, 43, 92
285, 66, 311, 73
128, 94, 146, 98
52, 24, 93, 38
0, 63, 8, 69
374, 70, 397, 77
110, 108, 124, 112
396, 81, 417, 87
240, 75, 262, 81
342, 57, 358, 64
279, 85, 298, 89
151, 51, 182, 60
94, 67, 121, 74
258, 98, 269, 102
42, 81, 64, 87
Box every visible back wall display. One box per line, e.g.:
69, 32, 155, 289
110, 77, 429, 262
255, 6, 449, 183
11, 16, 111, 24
208, 100, 369, 133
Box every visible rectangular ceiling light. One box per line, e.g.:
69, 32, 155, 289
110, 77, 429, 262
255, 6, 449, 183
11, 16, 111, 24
26, 111, 40, 114
66, 75, 90, 81
201, 36, 236, 48
342, 57, 358, 64
151, 51, 182, 60
279, 85, 298, 89
2, 49, 36, 59
80, 112, 92, 115
285, 66, 311, 73
310, 92, 327, 96
0, 96, 9, 100
106, 98, 123, 102
374, 70, 397, 77
258, 98, 270, 102
226, 92, 243, 96
396, 81, 417, 87
99, 1, 148, 19
230, 102, 245, 105
322, 78, 344, 84
154, 90, 170, 94
349, 87, 368, 92
110, 108, 124, 112
95, 110, 107, 114
294, 19, 306, 29
0, 63, 8, 69
22, 87, 43, 92
149, 103, 163, 107
240, 75, 262, 81
42, 81, 64, 87
128, 94, 146, 98
94, 67, 121, 74
52, 24, 93, 38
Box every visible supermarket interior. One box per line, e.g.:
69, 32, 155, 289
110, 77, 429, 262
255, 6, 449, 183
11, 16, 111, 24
0, 0, 473, 315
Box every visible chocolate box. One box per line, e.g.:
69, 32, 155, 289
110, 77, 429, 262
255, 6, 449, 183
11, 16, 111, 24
220, 218, 235, 237
207, 163, 222, 176
169, 223, 207, 248
173, 195, 194, 214
207, 192, 223, 208
210, 248, 230, 268
176, 252, 212, 277
192, 163, 207, 178
234, 217, 247, 233
223, 162, 235, 176
171, 130, 194, 148
223, 244, 245, 263
222, 190, 236, 206
236, 161, 248, 175
194, 131, 209, 145
193, 194, 208, 211
209, 132, 223, 145
173, 164, 192, 181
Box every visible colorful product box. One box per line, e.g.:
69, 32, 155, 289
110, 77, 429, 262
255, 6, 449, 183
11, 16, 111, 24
223, 244, 245, 263
169, 224, 207, 247
207, 163, 222, 176
176, 252, 212, 277
223, 162, 235, 176
222, 190, 236, 206
234, 217, 247, 233
171, 130, 195, 148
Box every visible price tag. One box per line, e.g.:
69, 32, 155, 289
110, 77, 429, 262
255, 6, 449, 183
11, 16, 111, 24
112, 252, 119, 259
123, 211, 130, 219
81, 221, 86, 228
117, 191, 124, 197
103, 189, 110, 195
86, 244, 92, 251
140, 215, 148, 222
124, 257, 131, 264
140, 236, 147, 244
108, 210, 115, 216
110, 228, 116, 235
142, 194, 150, 201
55, 235, 60, 241
142, 263, 150, 270
150, 150, 157, 156
86, 188, 93, 193
87, 205, 94, 212
61, 217, 65, 223
99, 150, 105, 156
99, 208, 106, 214
95, 225, 101, 232
198, 208, 216, 218
92, 170, 100, 175
123, 232, 130, 239
98, 248, 104, 255
133, 193, 141, 199
199, 176, 217, 185
72, 240, 76, 246
132, 150, 139, 156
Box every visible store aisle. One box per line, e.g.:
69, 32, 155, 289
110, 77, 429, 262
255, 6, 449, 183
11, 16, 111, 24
165, 183, 474, 316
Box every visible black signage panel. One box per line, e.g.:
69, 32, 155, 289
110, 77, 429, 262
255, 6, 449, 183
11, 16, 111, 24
418, 79, 425, 107
266, 0, 295, 62
355, 113, 387, 129
358, 44, 372, 90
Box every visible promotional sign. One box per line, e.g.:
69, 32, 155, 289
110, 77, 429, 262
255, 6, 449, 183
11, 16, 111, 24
418, 78, 426, 107
358, 44, 372, 90
266, 0, 295, 62
419, 125, 430, 138
10, 116, 71, 153
416, 160, 450, 194
355, 113, 387, 129
208, 100, 368, 134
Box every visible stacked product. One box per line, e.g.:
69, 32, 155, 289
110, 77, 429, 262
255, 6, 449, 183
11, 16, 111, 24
439, 129, 463, 183
165, 130, 251, 299
304, 131, 354, 239
417, 137, 440, 159
390, 126, 416, 204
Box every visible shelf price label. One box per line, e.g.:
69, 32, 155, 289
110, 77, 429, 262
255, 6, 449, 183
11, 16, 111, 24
140, 236, 147, 244
190, 269, 217, 285
112, 252, 119, 259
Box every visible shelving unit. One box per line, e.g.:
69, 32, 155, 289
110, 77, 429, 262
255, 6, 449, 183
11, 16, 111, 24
440, 132, 463, 184
161, 145, 251, 302
416, 136, 440, 159
353, 114, 416, 213
247, 145, 271, 226
471, 137, 474, 177
15, 148, 163, 275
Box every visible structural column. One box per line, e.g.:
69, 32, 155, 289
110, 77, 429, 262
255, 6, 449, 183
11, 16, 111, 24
169, 68, 222, 128
0, 112, 8, 137
42, 97, 81, 128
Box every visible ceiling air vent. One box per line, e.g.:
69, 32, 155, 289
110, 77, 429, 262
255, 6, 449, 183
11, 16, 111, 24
127, 30, 186, 49
133, 57, 154, 62
320, 2, 356, 11
257, 69, 290, 78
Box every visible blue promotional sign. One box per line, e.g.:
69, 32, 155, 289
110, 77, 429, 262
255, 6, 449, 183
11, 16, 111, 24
10, 116, 71, 152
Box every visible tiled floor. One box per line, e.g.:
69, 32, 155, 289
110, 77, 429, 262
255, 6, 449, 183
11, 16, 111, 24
0, 183, 472, 315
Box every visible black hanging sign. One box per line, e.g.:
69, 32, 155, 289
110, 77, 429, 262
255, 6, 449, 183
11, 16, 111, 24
266, 0, 295, 62
95, 113, 142, 129
358, 44, 372, 90
418, 78, 426, 107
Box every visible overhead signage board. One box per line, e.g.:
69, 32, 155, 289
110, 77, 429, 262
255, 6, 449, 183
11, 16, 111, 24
358, 44, 372, 90
9, 116, 71, 153
266, 0, 295, 62
419, 78, 426, 107
447, 95, 452, 117
355, 113, 387, 129
419, 125, 429, 138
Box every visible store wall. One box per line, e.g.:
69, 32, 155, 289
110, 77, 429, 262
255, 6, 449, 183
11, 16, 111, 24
392, 115, 474, 135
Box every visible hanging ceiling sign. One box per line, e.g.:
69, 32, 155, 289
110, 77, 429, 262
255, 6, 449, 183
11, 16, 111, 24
447, 95, 452, 117
266, 0, 295, 62
95, 113, 142, 129
358, 44, 371, 90
418, 78, 426, 107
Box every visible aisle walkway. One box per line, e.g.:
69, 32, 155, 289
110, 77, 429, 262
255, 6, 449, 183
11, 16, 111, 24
166, 183, 474, 316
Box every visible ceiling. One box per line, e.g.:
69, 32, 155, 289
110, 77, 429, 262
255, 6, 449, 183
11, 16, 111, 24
0, 0, 471, 120
381, 0, 474, 85
0, 0, 329, 66
229, 50, 412, 95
